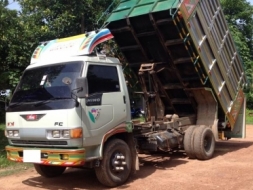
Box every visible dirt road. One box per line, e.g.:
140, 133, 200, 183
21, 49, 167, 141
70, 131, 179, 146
1, 126, 253, 190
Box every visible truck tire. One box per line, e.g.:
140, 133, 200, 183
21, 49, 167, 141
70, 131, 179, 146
34, 164, 66, 178
193, 125, 215, 160
183, 125, 197, 159
95, 139, 132, 187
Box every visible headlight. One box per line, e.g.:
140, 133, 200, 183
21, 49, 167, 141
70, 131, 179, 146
13, 130, 19, 137
8, 130, 13, 137
49, 128, 82, 139
7, 130, 19, 137
52, 130, 60, 138
62, 130, 70, 138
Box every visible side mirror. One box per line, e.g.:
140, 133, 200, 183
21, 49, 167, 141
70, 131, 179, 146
75, 77, 88, 98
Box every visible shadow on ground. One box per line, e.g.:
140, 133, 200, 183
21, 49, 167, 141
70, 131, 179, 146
22, 151, 188, 190
21, 140, 253, 190
214, 139, 253, 157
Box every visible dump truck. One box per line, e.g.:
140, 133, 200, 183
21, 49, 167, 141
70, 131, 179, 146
5, 0, 247, 187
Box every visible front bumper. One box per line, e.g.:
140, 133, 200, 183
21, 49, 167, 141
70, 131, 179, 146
6, 145, 85, 166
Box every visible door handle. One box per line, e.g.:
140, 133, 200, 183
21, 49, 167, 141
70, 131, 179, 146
123, 96, 126, 104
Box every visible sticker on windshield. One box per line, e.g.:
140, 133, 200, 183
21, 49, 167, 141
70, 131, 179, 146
40, 75, 48, 86
88, 108, 101, 123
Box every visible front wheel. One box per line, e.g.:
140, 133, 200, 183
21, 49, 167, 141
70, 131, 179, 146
34, 164, 66, 178
95, 139, 132, 187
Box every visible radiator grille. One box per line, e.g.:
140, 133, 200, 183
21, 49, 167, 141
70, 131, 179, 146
11, 140, 67, 145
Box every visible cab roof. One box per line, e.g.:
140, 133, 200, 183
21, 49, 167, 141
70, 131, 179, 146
30, 29, 113, 64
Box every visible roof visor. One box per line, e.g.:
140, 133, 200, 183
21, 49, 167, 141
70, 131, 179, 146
30, 28, 113, 64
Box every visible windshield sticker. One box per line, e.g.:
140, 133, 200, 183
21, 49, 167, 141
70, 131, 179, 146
88, 108, 101, 123
40, 75, 48, 86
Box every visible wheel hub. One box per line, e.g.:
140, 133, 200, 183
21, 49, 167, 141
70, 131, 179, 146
111, 153, 126, 172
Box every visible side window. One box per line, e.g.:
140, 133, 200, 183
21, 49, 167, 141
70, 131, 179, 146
87, 65, 120, 94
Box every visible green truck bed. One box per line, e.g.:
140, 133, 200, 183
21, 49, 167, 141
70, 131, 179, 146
105, 0, 247, 128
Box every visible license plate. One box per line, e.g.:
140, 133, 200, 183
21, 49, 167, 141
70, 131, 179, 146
23, 150, 41, 163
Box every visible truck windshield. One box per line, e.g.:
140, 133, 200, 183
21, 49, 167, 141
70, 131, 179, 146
11, 61, 83, 104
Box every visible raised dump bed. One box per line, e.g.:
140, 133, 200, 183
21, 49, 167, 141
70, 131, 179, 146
105, 0, 247, 131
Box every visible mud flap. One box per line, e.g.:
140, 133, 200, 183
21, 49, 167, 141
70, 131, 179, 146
126, 133, 139, 173
212, 119, 219, 141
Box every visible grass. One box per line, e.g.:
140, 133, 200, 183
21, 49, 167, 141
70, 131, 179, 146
0, 124, 31, 177
0, 124, 15, 168
246, 109, 253, 124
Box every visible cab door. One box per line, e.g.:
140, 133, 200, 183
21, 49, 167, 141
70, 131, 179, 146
81, 63, 128, 142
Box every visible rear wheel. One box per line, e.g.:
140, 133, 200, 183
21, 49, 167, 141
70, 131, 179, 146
193, 125, 215, 160
95, 139, 132, 187
183, 125, 197, 159
34, 164, 66, 178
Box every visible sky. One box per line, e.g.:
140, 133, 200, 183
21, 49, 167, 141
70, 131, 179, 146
6, 0, 253, 10
6, 1, 20, 10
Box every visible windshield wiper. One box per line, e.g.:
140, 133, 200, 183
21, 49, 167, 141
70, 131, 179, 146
33, 97, 71, 106
9, 101, 23, 108
9, 98, 35, 108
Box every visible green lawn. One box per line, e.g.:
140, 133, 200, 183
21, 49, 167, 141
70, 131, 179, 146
246, 109, 253, 124
0, 124, 14, 168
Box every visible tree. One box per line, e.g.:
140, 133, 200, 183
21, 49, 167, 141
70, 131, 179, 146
16, 0, 113, 38
0, 0, 25, 89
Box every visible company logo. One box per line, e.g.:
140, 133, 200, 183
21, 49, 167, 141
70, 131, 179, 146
88, 108, 101, 123
26, 114, 37, 121
54, 122, 63, 126
7, 122, 14, 127
20, 114, 45, 121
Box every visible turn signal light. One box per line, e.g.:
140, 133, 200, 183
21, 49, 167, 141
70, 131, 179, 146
71, 128, 82, 138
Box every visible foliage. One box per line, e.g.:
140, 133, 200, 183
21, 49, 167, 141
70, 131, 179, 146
0, 124, 12, 168
221, 0, 253, 50
16, 0, 114, 38
0, 1, 24, 90
246, 109, 253, 124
